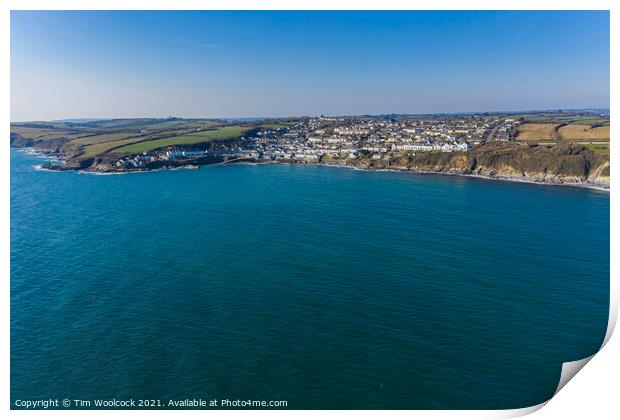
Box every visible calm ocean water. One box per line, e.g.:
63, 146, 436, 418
10, 149, 609, 409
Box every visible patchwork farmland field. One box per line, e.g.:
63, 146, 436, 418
81, 136, 152, 158
141, 119, 221, 130
9, 127, 85, 140
517, 121, 610, 143
70, 133, 142, 145
10, 118, 298, 163
113, 125, 254, 154
515, 124, 559, 142
558, 124, 610, 141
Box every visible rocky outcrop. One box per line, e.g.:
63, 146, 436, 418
10, 133, 71, 154
467, 143, 609, 187
320, 142, 609, 189
587, 160, 610, 187
68, 154, 226, 173
35, 137, 71, 154
10, 133, 34, 148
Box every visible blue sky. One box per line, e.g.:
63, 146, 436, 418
11, 10, 610, 121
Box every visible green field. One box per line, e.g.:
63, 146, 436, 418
81, 136, 151, 158
114, 125, 253, 154
567, 119, 610, 126
584, 143, 610, 157
558, 124, 610, 142
10, 119, 260, 158
70, 132, 141, 145
517, 121, 611, 143
511, 113, 609, 125
142, 120, 220, 130
260, 122, 298, 130
516, 123, 559, 142
10, 126, 83, 140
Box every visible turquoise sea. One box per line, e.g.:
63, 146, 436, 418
10, 149, 609, 409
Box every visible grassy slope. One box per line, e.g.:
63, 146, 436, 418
566, 118, 610, 126
517, 121, 610, 143
584, 143, 610, 157
114, 125, 253, 154
81, 136, 151, 158
558, 124, 610, 141
260, 124, 285, 130
142, 120, 221, 130
70, 133, 141, 145
516, 123, 558, 141
9, 126, 83, 140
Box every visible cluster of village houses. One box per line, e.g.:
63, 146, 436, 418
234, 116, 518, 161
116, 116, 519, 168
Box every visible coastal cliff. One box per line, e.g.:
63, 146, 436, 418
10, 132, 73, 154
11, 136, 609, 188
320, 142, 610, 189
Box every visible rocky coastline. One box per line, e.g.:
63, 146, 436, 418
317, 142, 610, 190
13, 137, 610, 190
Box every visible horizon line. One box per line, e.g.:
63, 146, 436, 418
10, 107, 611, 124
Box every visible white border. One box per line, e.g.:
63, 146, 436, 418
2, 1, 616, 419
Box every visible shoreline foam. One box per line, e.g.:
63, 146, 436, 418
21, 149, 610, 192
